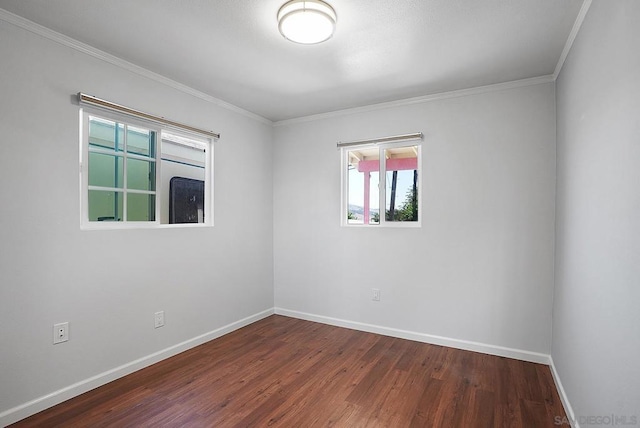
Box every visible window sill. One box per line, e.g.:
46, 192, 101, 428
80, 222, 213, 231
342, 222, 421, 228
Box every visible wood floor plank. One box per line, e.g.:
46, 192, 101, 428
535, 363, 567, 424
10, 315, 567, 427
465, 388, 496, 428
409, 377, 444, 427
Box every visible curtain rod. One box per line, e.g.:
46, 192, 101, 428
77, 93, 220, 139
336, 132, 422, 149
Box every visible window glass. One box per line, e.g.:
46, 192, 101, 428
127, 126, 155, 157
346, 147, 380, 225
88, 152, 123, 188
160, 134, 207, 225
384, 146, 418, 222
88, 190, 123, 222
86, 115, 157, 223
82, 113, 212, 228
127, 159, 156, 191
88, 118, 123, 151
127, 194, 156, 222
343, 142, 420, 227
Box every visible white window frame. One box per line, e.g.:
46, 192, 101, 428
80, 108, 214, 230
341, 140, 422, 228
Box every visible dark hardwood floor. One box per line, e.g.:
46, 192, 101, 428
11, 315, 567, 427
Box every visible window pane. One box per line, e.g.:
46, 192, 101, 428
162, 135, 206, 166
346, 148, 380, 225
127, 126, 155, 157
88, 117, 124, 151
127, 193, 156, 222
127, 158, 156, 191
160, 136, 207, 225
384, 146, 418, 222
88, 190, 123, 221
88, 152, 123, 188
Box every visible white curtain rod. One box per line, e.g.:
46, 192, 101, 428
77, 93, 220, 139
336, 132, 422, 149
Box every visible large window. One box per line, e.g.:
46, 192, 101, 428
342, 142, 421, 226
81, 112, 213, 228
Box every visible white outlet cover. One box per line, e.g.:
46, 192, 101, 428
53, 322, 69, 344
154, 311, 165, 328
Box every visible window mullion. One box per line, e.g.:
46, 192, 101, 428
122, 123, 128, 221
113, 122, 121, 221
126, 152, 156, 162
379, 146, 386, 226
81, 112, 89, 226
88, 146, 118, 156
155, 132, 161, 223
417, 144, 422, 224
88, 185, 125, 193
124, 189, 155, 195
342, 148, 348, 226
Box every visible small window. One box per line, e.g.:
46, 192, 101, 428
81, 112, 213, 228
343, 142, 421, 226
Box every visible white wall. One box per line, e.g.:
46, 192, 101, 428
273, 82, 557, 356
9, 3, 637, 424
554, 0, 640, 422
0, 18, 274, 420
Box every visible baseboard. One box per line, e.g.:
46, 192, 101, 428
274, 307, 551, 365
549, 356, 579, 428
0, 308, 274, 427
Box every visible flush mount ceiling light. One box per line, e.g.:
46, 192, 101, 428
277, 0, 337, 44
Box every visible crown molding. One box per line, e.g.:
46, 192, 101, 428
553, 0, 592, 80
1, 1, 590, 129
0, 8, 272, 126
274, 74, 555, 127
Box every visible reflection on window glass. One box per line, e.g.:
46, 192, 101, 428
88, 152, 123, 188
88, 190, 123, 221
127, 159, 155, 191
87, 116, 156, 222
384, 146, 418, 222
127, 194, 155, 222
127, 126, 155, 157
346, 147, 380, 225
89, 117, 124, 151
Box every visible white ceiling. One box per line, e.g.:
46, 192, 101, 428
0, 0, 584, 122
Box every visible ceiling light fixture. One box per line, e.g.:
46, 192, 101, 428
277, 0, 337, 45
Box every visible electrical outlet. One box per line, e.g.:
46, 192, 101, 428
372, 288, 381, 301
154, 311, 165, 328
53, 322, 69, 344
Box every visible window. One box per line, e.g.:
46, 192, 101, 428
342, 142, 421, 226
81, 111, 213, 228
